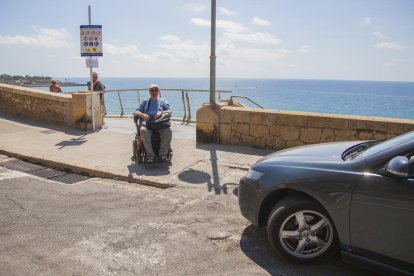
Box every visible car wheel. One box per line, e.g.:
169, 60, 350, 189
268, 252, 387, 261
267, 196, 338, 264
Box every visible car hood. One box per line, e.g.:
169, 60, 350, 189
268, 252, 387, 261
258, 141, 365, 164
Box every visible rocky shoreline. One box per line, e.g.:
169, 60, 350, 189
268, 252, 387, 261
0, 74, 83, 87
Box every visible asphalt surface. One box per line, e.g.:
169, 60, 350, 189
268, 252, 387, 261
0, 162, 372, 276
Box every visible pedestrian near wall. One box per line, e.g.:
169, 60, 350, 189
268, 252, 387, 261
87, 71, 106, 117
87, 72, 105, 91
49, 79, 62, 93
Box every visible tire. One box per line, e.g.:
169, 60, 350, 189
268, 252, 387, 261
267, 196, 338, 264
168, 147, 173, 161
137, 147, 143, 164
132, 139, 137, 159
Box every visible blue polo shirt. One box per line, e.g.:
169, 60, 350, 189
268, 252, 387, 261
136, 98, 171, 118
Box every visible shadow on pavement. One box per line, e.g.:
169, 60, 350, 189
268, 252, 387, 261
177, 169, 211, 184
0, 112, 98, 136
127, 162, 170, 177
240, 225, 372, 275
177, 147, 232, 194
196, 143, 272, 156
55, 135, 88, 149
177, 167, 226, 194
231, 186, 239, 197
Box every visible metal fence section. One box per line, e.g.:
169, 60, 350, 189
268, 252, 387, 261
102, 88, 232, 122
229, 96, 265, 109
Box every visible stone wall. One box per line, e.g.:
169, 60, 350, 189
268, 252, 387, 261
0, 83, 73, 126
196, 103, 414, 150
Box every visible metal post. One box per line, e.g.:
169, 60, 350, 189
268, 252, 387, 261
181, 90, 187, 122
117, 91, 124, 116
136, 90, 141, 104
185, 91, 191, 122
209, 0, 216, 108
88, 5, 95, 130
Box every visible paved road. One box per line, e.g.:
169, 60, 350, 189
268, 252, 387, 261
0, 164, 371, 275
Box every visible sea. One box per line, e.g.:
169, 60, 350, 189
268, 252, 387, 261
37, 78, 414, 120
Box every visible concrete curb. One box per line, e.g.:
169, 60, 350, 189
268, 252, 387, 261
0, 149, 174, 189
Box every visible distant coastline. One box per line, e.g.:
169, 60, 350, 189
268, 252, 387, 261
0, 74, 83, 87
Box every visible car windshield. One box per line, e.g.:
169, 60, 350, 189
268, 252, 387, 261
342, 141, 382, 161
346, 131, 414, 161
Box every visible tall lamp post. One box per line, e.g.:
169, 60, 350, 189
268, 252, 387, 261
209, 0, 216, 108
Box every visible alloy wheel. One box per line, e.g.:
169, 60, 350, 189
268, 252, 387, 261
278, 210, 334, 259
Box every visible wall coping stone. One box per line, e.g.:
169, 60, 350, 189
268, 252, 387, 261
220, 106, 414, 124
0, 83, 72, 103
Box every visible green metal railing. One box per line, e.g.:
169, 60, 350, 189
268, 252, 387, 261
229, 96, 264, 109
103, 88, 232, 122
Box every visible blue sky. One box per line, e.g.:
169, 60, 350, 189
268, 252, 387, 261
0, 0, 413, 81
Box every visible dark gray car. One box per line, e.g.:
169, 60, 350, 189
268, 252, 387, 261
239, 131, 414, 274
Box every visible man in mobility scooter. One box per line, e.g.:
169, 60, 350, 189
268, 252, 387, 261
133, 84, 172, 164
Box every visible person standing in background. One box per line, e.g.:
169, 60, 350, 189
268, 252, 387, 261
87, 71, 106, 117
87, 72, 105, 91
49, 79, 62, 93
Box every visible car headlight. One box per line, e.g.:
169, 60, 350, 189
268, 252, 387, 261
245, 168, 264, 180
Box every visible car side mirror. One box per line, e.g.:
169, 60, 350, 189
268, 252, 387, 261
385, 156, 409, 178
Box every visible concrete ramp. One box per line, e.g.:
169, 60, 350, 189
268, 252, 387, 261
0, 114, 271, 190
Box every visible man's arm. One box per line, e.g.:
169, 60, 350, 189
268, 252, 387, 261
162, 100, 172, 115
134, 110, 150, 121
97, 81, 105, 90
155, 100, 172, 119
134, 100, 150, 121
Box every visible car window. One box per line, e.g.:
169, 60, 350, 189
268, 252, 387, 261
355, 131, 414, 160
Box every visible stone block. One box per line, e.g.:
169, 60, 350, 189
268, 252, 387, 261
280, 126, 299, 141
300, 127, 322, 144
219, 108, 235, 124
335, 130, 356, 138
219, 124, 231, 143
254, 137, 266, 148
240, 134, 254, 145
197, 122, 214, 132
357, 131, 373, 140
272, 113, 307, 127
196, 104, 219, 124
234, 109, 251, 123
348, 119, 387, 132
250, 124, 269, 138
72, 92, 102, 130
387, 121, 414, 134
373, 132, 387, 140
230, 132, 241, 144
264, 135, 274, 148
273, 136, 286, 150
335, 136, 351, 142
269, 125, 281, 136
232, 123, 250, 136
320, 128, 335, 143
250, 111, 270, 125
196, 122, 216, 143
286, 140, 305, 148
386, 133, 397, 139
306, 115, 333, 128
327, 117, 348, 129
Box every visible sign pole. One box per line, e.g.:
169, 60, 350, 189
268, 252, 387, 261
209, 0, 216, 108
88, 5, 95, 131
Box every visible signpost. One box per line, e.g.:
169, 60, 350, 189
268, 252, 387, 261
80, 25, 103, 57
80, 6, 103, 131
210, 0, 216, 108
85, 57, 99, 68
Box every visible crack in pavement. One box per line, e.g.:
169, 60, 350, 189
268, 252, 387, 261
4, 194, 26, 210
